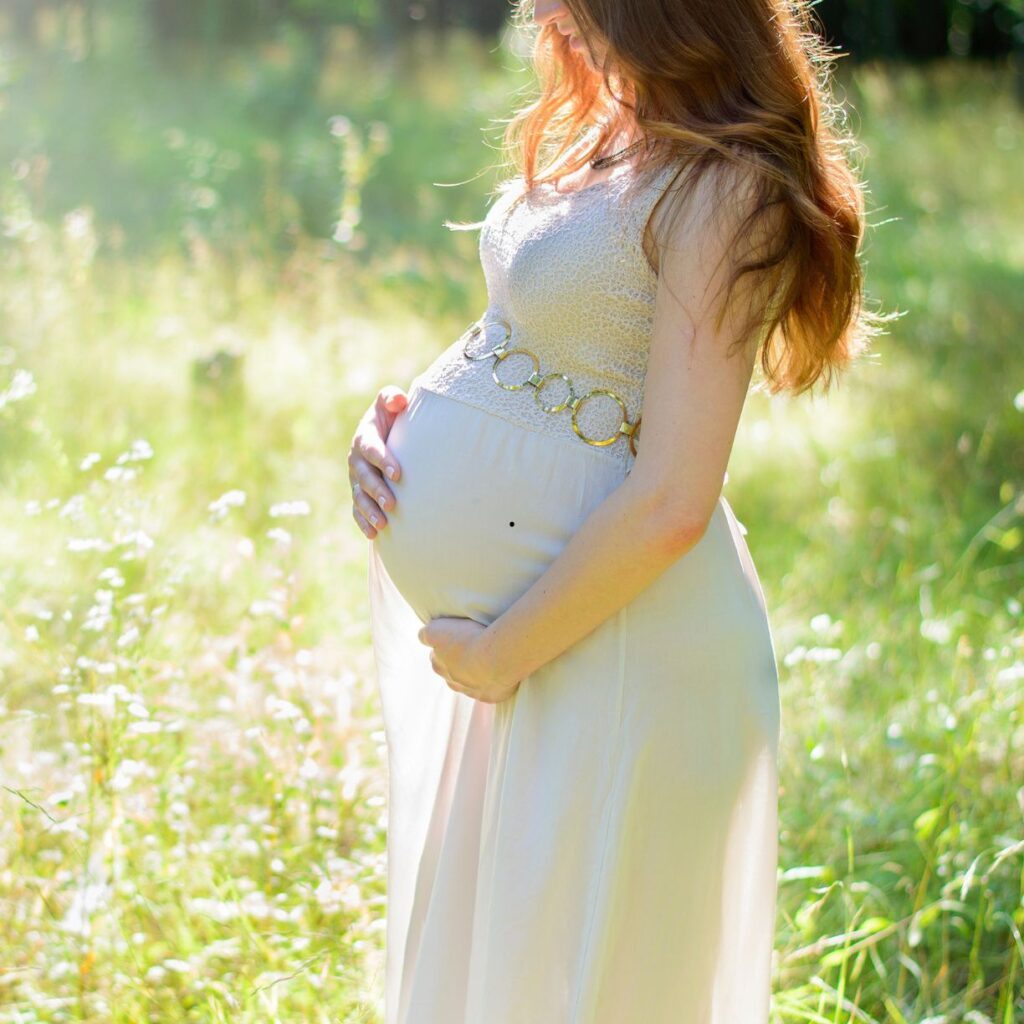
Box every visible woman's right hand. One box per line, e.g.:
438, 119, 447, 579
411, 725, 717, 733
348, 385, 409, 539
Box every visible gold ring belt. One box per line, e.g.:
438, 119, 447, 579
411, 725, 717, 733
459, 317, 642, 457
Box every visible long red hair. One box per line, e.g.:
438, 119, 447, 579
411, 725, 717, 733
487, 0, 885, 395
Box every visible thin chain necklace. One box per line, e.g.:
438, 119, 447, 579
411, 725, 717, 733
590, 137, 645, 170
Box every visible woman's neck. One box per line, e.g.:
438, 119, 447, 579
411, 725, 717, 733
595, 115, 644, 153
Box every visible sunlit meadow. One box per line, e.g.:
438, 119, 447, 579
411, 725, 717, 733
1, 17, 1022, 1023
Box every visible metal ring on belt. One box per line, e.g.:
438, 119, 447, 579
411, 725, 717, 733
459, 316, 642, 458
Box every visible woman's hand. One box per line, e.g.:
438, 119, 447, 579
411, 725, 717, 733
418, 618, 522, 705
348, 386, 409, 539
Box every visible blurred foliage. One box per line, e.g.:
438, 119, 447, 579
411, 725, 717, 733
0, 19, 510, 317
2, 0, 1023, 58
815, 0, 1024, 59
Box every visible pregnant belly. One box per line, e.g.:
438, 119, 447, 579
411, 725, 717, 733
371, 385, 628, 625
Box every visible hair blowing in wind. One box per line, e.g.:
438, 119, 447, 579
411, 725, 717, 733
500, 0, 887, 396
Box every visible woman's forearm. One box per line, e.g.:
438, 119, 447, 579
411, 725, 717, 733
480, 476, 706, 686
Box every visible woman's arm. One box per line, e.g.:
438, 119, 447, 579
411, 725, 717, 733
479, 162, 776, 686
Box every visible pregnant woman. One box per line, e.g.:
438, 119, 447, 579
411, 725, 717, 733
348, 0, 875, 1020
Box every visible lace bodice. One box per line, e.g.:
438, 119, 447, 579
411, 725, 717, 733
410, 159, 683, 472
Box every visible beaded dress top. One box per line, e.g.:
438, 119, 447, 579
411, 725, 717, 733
410, 158, 683, 472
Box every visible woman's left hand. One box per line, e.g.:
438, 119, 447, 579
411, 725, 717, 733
417, 617, 521, 704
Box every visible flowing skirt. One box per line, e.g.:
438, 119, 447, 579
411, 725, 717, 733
366, 384, 781, 1024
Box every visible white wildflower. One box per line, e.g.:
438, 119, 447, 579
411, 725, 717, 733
116, 439, 154, 464
208, 489, 246, 520
268, 500, 310, 518
0, 368, 36, 410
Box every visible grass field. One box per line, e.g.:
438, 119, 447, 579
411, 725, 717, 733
1, 20, 1022, 1023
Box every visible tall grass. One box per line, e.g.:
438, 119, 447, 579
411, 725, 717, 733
0, 19, 1021, 1022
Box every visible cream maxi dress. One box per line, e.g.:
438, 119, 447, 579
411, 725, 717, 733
366, 156, 782, 1024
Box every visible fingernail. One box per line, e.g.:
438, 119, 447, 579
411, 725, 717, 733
385, 465, 397, 479
369, 514, 379, 526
